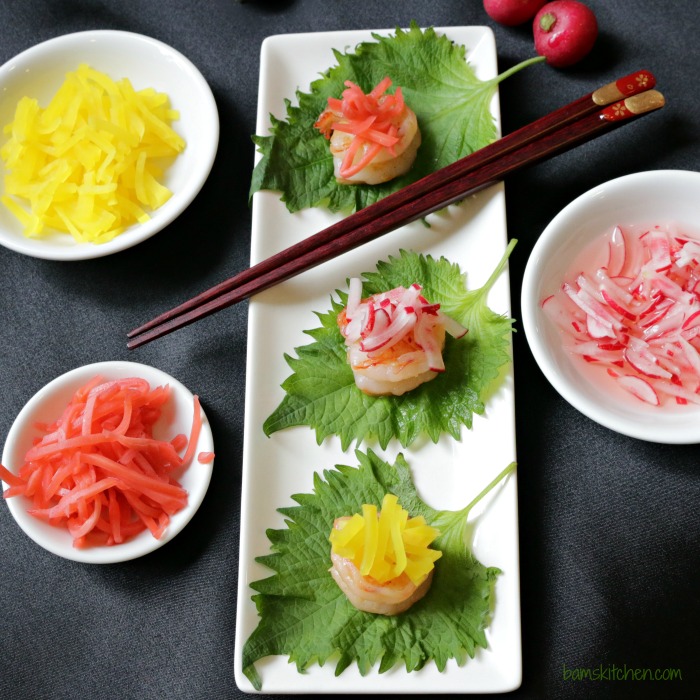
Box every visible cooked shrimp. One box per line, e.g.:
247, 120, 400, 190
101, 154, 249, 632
329, 515, 434, 616
315, 77, 421, 185
346, 328, 445, 396
329, 107, 420, 185
338, 281, 467, 396
330, 549, 433, 616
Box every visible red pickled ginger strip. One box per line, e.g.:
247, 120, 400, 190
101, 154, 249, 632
0, 376, 214, 548
314, 77, 408, 177
180, 395, 203, 468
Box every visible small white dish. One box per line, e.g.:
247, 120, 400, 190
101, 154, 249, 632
522, 169, 700, 444
0, 361, 214, 563
0, 30, 219, 260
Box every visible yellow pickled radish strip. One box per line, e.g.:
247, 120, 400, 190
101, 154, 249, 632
375, 495, 393, 562
0, 63, 185, 244
402, 524, 437, 549
389, 504, 408, 577
330, 493, 442, 585
330, 513, 364, 547
404, 549, 442, 583
328, 513, 364, 559
1, 195, 36, 231
359, 503, 378, 576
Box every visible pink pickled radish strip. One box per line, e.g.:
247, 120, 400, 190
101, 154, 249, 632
170, 433, 188, 452
67, 498, 103, 540
369, 76, 393, 99
108, 488, 122, 544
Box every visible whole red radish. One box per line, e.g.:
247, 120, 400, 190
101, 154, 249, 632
533, 1, 598, 67
483, 0, 547, 26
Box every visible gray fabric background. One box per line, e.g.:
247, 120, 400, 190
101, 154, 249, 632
1, 1, 698, 698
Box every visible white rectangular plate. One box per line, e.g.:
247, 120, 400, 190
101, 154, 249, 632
234, 27, 521, 694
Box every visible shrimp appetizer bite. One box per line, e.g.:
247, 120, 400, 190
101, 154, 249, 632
338, 279, 468, 396
250, 25, 543, 215
315, 77, 421, 185
263, 247, 515, 449
329, 493, 442, 616
240, 449, 517, 690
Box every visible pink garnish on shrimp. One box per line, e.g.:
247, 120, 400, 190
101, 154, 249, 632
315, 77, 421, 185
338, 281, 467, 396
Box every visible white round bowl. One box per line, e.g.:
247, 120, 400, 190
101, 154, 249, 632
0, 361, 215, 563
522, 169, 700, 444
0, 30, 219, 260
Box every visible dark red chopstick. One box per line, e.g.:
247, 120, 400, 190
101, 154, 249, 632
128, 71, 655, 341
127, 70, 654, 342
127, 81, 664, 349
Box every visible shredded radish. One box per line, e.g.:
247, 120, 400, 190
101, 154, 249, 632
315, 78, 409, 179
339, 280, 467, 383
0, 376, 213, 548
543, 223, 700, 406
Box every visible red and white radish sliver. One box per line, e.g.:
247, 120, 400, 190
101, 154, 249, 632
543, 224, 700, 406
339, 281, 467, 396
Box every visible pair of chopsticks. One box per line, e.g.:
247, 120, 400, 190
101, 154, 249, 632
127, 70, 664, 349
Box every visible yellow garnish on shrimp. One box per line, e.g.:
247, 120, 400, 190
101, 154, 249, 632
1, 63, 185, 244
315, 77, 421, 185
329, 493, 441, 615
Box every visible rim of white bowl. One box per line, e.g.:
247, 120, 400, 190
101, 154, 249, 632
522, 169, 700, 444
0, 361, 215, 563
0, 30, 219, 261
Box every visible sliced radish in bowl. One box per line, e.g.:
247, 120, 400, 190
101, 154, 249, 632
522, 170, 700, 444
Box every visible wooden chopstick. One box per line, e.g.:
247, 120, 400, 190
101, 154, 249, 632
128, 70, 655, 342
128, 71, 654, 342
127, 74, 663, 349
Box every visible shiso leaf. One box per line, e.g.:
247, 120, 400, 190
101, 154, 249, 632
250, 23, 544, 214
241, 449, 516, 689
262, 244, 516, 449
